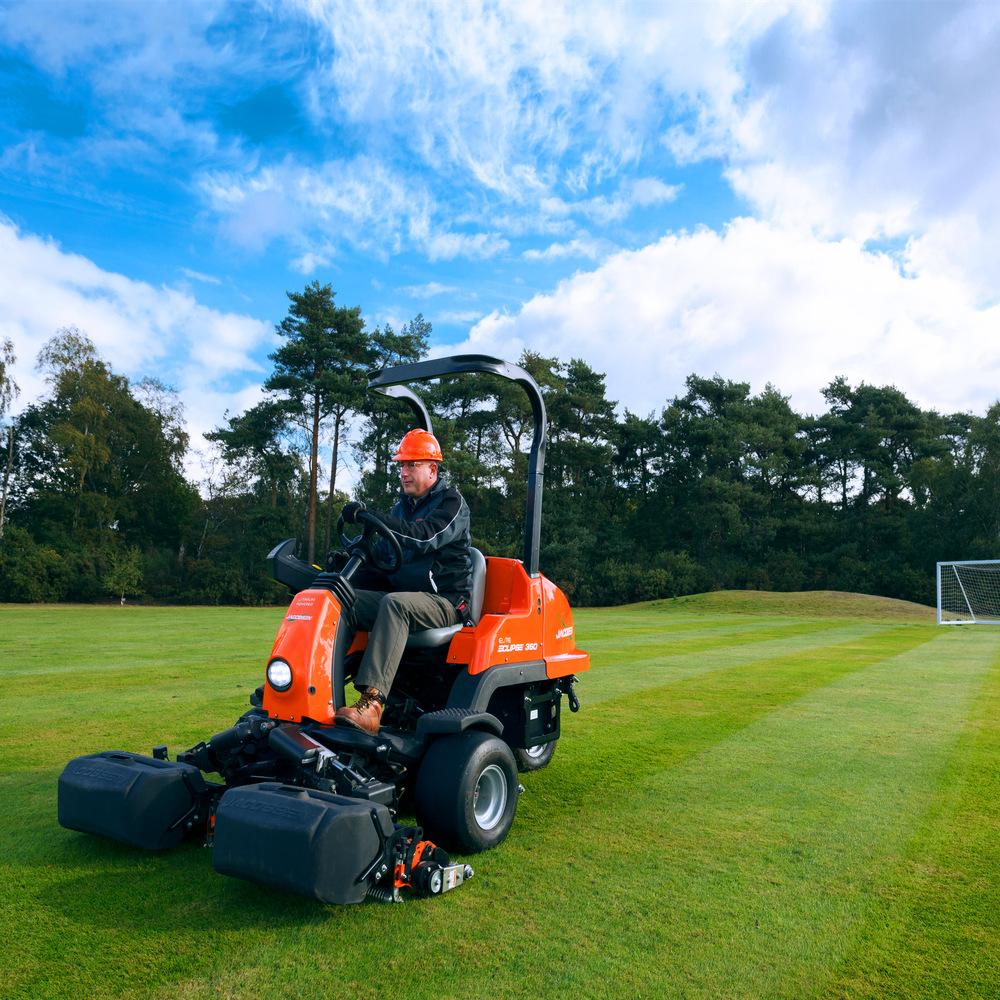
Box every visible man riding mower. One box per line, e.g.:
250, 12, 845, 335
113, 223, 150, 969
57, 355, 590, 905
335, 426, 472, 737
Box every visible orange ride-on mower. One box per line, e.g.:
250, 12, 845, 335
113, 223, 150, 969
58, 355, 590, 904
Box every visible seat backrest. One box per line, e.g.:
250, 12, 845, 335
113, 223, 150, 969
404, 547, 489, 650
467, 548, 487, 625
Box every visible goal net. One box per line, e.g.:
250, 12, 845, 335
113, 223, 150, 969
937, 560, 1000, 624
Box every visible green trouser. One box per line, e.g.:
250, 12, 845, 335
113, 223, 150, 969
350, 589, 460, 696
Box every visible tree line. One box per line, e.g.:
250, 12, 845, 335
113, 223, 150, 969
1, 281, 997, 608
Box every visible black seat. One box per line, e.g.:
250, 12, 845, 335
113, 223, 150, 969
405, 548, 487, 649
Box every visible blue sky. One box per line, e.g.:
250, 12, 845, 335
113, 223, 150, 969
2, 0, 1000, 481
0, 3, 738, 317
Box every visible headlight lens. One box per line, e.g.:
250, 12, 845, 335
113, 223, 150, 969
266, 658, 293, 691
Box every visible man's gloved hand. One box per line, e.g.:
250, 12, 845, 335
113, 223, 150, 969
341, 500, 366, 524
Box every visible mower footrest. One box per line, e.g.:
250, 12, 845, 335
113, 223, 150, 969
212, 783, 395, 904
58, 751, 208, 850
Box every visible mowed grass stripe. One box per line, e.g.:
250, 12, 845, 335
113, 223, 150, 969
818, 643, 1000, 1000
582, 620, 906, 705
497, 629, 997, 1000
0, 645, 906, 777
0, 606, 284, 769
2, 607, 854, 682
0, 612, 834, 689
0, 604, 284, 678
584, 616, 858, 654
0, 675, 275, 770
531, 624, 933, 807
0, 610, 893, 769
581, 612, 849, 642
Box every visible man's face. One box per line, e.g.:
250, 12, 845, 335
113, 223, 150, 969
399, 460, 437, 499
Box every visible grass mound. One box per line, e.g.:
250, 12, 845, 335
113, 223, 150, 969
640, 588, 935, 621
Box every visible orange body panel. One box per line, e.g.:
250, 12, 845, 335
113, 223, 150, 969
263, 588, 342, 724
261, 559, 589, 724
446, 558, 589, 678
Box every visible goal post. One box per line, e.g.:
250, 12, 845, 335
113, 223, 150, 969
937, 560, 1000, 624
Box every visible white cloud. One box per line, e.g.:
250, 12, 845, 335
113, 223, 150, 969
631, 177, 682, 208
425, 231, 509, 262
197, 1, 771, 267
0, 220, 273, 481
179, 267, 221, 285
201, 156, 508, 262
288, 0, 1000, 304
522, 238, 608, 262
436, 309, 483, 326
540, 178, 682, 226
0, 137, 57, 173
399, 282, 458, 298
670, 1, 1000, 299
0, 0, 229, 78
296, 0, 790, 194
580, 178, 681, 224
291, 249, 334, 276
0, 0, 255, 169
451, 218, 1000, 418
193, 0, 1000, 437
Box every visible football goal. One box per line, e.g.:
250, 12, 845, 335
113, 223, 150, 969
937, 560, 1000, 624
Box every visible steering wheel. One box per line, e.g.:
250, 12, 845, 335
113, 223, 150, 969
336, 508, 403, 574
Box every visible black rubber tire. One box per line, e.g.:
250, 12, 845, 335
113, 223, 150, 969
414, 730, 519, 853
513, 739, 557, 772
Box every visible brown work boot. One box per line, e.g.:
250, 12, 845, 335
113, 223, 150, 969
335, 687, 384, 735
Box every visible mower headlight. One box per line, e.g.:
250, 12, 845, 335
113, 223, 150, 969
266, 658, 293, 691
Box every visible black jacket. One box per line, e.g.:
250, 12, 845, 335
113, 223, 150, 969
359, 477, 473, 609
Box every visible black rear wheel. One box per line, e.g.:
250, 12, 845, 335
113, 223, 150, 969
415, 731, 518, 853
513, 739, 557, 772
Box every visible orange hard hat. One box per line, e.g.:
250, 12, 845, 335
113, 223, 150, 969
393, 428, 443, 462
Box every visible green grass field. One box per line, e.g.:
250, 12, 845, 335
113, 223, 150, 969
1, 593, 997, 1000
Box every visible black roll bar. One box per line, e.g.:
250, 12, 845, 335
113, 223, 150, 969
371, 384, 433, 433
368, 354, 547, 577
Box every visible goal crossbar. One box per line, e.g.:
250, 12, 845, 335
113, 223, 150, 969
937, 560, 1000, 624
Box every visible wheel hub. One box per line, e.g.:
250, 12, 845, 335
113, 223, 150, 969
472, 764, 507, 830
